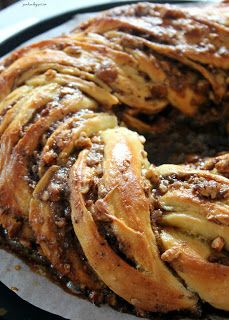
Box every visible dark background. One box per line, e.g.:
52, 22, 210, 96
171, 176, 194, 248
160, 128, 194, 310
0, 281, 64, 319
0, 0, 18, 10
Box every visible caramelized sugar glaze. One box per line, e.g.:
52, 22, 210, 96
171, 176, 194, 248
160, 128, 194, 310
0, 2, 228, 318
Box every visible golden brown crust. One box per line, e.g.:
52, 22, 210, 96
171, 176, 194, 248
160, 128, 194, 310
150, 163, 229, 310
79, 2, 229, 114
69, 128, 197, 312
161, 229, 229, 311
29, 112, 116, 289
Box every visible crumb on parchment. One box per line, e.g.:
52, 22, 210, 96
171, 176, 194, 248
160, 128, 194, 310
14, 264, 21, 271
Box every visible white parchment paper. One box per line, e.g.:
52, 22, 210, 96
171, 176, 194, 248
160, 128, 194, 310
0, 251, 138, 320
0, 3, 227, 320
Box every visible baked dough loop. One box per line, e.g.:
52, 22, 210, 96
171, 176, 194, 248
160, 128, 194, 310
69, 127, 197, 312
0, 1, 228, 316
153, 163, 229, 311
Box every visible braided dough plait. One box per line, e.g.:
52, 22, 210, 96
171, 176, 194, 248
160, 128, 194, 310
69, 127, 197, 312
150, 163, 229, 310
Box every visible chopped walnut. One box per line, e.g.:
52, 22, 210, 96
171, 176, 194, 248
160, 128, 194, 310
145, 165, 160, 185
42, 149, 57, 165
120, 159, 130, 172
41, 190, 50, 202
14, 265, 21, 271
45, 69, 57, 80
91, 136, 101, 144
86, 152, 102, 166
215, 156, 229, 175
161, 246, 181, 262
95, 60, 118, 83
63, 263, 71, 273
60, 86, 76, 98
56, 131, 70, 149
80, 183, 90, 194
47, 182, 62, 202
55, 218, 66, 228
211, 236, 225, 252
193, 179, 221, 199
150, 209, 163, 223
75, 131, 92, 149
158, 180, 169, 194
98, 183, 108, 198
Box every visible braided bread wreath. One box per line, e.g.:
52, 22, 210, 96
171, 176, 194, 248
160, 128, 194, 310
0, 1, 229, 318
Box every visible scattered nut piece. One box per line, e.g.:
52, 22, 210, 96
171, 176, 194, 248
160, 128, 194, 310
45, 69, 57, 80
41, 190, 50, 202
75, 131, 92, 148
159, 180, 168, 193
80, 183, 90, 194
64, 263, 71, 273
161, 246, 181, 262
211, 236, 225, 252
145, 165, 160, 185
14, 264, 21, 271
42, 149, 57, 164
193, 179, 220, 199
55, 218, 66, 228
